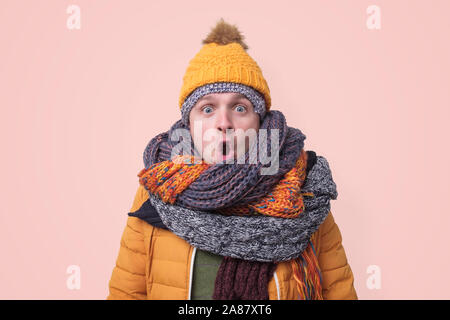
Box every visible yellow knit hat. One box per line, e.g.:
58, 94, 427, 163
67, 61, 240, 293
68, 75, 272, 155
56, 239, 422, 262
178, 18, 271, 116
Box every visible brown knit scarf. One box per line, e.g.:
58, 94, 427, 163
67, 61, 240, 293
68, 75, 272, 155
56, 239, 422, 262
213, 257, 278, 300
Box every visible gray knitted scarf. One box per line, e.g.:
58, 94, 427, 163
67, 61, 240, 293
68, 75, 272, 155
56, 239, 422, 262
147, 155, 338, 262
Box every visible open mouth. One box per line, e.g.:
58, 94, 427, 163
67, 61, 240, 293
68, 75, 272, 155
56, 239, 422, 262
220, 140, 233, 159
222, 141, 229, 155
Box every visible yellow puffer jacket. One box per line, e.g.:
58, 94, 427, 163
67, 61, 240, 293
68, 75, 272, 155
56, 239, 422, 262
107, 185, 358, 300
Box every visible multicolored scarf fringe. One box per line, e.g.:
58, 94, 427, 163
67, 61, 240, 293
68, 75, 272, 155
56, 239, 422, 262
291, 239, 324, 300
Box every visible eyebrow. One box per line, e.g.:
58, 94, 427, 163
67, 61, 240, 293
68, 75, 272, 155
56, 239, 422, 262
197, 93, 249, 103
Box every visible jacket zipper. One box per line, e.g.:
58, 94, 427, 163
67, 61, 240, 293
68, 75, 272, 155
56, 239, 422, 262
187, 246, 197, 300
273, 271, 281, 300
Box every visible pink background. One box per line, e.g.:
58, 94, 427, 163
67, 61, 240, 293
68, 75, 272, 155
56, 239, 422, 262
1, 0, 449, 299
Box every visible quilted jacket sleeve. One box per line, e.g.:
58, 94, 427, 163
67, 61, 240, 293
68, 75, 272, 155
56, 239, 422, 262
318, 211, 358, 300
107, 187, 148, 300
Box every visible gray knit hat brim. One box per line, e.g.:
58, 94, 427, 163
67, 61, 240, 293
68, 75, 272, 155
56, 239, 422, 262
181, 82, 267, 126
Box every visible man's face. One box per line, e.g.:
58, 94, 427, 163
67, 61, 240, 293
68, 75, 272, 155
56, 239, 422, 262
188, 92, 260, 164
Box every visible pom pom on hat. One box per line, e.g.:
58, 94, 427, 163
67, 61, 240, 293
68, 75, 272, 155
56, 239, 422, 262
202, 18, 249, 50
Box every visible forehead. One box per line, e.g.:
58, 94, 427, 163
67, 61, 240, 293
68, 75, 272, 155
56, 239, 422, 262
197, 92, 249, 102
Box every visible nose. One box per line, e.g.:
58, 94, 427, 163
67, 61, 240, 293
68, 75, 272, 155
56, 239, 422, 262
216, 108, 233, 134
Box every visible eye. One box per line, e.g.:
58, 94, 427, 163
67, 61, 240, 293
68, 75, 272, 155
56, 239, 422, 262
202, 106, 213, 114
235, 105, 247, 113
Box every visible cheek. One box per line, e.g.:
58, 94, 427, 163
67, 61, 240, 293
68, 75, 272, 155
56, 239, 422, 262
236, 116, 260, 133
190, 130, 203, 147
190, 123, 215, 147
243, 112, 259, 126
238, 117, 260, 145
189, 124, 200, 149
